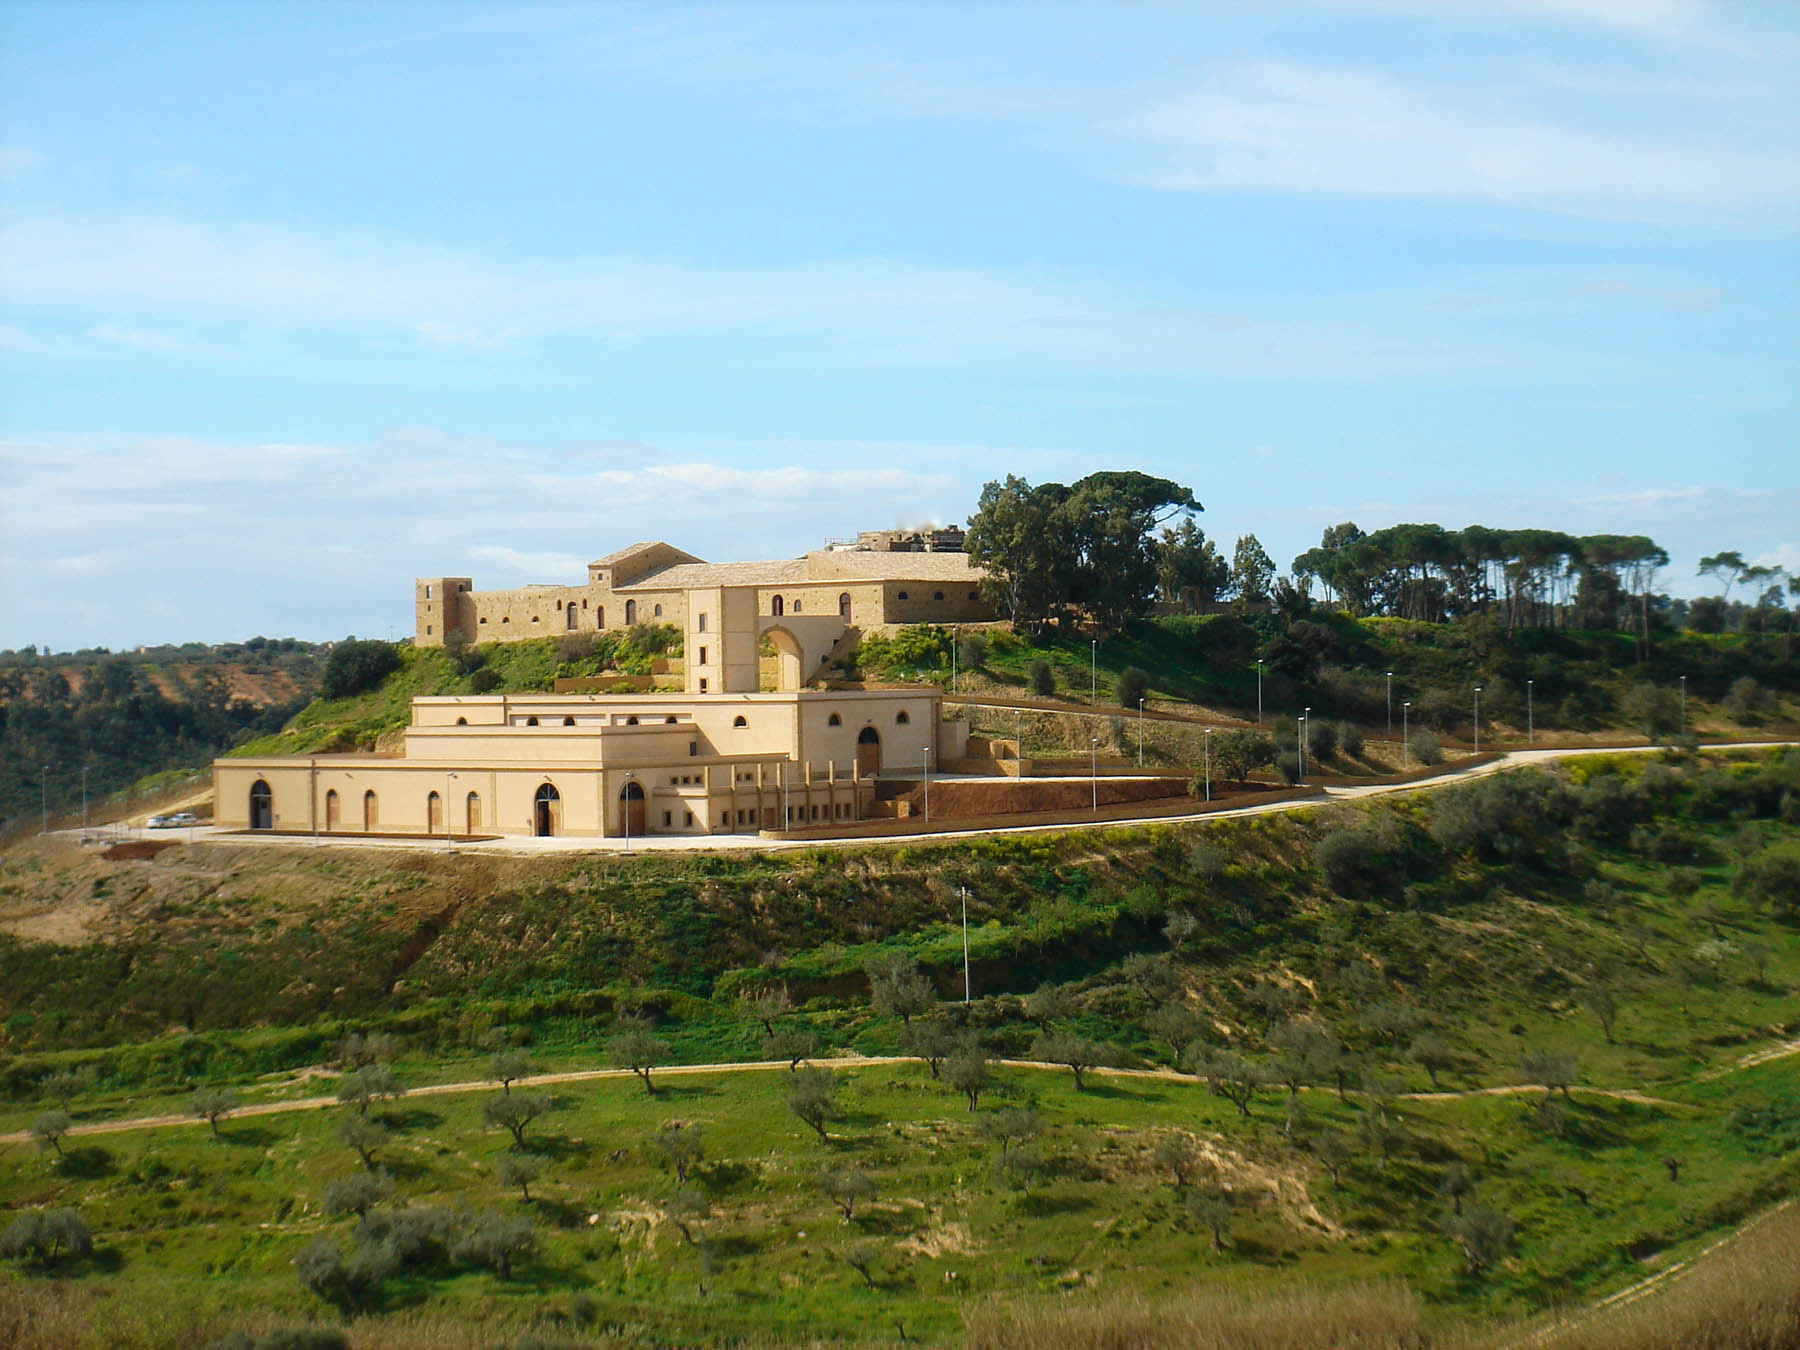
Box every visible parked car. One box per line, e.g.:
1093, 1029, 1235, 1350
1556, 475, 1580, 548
147, 814, 176, 828
148, 812, 200, 829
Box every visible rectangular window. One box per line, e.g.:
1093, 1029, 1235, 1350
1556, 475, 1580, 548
699, 679, 708, 693
689, 740, 699, 756
750, 809, 758, 825
425, 625, 432, 635
697, 613, 707, 632
662, 811, 672, 827
685, 811, 694, 827
425, 585, 432, 599
699, 646, 707, 665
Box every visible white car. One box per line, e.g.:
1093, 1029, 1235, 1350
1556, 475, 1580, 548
148, 812, 200, 829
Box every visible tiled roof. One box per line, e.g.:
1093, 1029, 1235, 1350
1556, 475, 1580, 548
616, 559, 810, 591
588, 541, 704, 568
802, 551, 981, 580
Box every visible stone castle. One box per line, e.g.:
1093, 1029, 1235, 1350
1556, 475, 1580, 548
415, 528, 992, 648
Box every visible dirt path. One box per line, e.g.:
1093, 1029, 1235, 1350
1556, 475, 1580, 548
0, 1048, 1745, 1147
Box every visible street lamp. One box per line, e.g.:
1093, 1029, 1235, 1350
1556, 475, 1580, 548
960, 884, 971, 1003
1386, 671, 1394, 738
1679, 675, 1687, 734
81, 763, 91, 841
1137, 697, 1145, 769
1203, 727, 1212, 803
444, 772, 457, 853
1256, 659, 1264, 725
1090, 737, 1099, 813
1527, 679, 1534, 745
622, 771, 634, 855
1090, 639, 1097, 703
1473, 686, 1482, 755
1300, 707, 1311, 783
1403, 702, 1412, 769
923, 745, 932, 823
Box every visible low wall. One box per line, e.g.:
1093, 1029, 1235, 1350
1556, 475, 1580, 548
760, 782, 1324, 842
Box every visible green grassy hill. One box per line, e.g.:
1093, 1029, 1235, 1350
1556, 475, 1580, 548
2, 748, 1797, 1346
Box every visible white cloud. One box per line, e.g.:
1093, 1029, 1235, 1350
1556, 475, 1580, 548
0, 432, 985, 647
1125, 62, 1800, 218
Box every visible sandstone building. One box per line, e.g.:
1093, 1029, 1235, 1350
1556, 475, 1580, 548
414, 530, 992, 648
215, 579, 967, 842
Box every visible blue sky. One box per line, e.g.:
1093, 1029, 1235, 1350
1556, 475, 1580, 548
1, 0, 1796, 651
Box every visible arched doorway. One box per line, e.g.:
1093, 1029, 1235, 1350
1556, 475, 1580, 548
324, 789, 340, 830
625, 599, 638, 624
362, 790, 378, 832
465, 791, 482, 833
838, 592, 851, 620
248, 780, 273, 830
856, 727, 881, 776
771, 594, 784, 617
765, 625, 805, 690
565, 605, 577, 631
619, 780, 647, 837
533, 783, 560, 837
427, 791, 443, 835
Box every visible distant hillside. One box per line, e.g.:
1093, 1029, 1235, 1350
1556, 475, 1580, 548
0, 639, 328, 833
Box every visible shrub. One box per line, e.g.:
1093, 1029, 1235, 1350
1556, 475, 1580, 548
0, 1208, 91, 1266
1117, 666, 1150, 711
1724, 676, 1763, 722
1315, 829, 1383, 894
1305, 718, 1338, 760
320, 639, 401, 701
1275, 751, 1302, 785
469, 666, 503, 694
1028, 659, 1055, 697
1409, 732, 1443, 766
555, 633, 597, 663
1733, 851, 1800, 921
956, 633, 988, 669
1211, 730, 1275, 784
1337, 721, 1364, 758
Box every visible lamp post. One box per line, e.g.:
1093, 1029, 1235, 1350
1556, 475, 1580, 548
1403, 702, 1412, 769
1137, 697, 1145, 769
1090, 737, 1099, 813
1090, 639, 1097, 704
1679, 675, 1687, 734
1203, 727, 1212, 803
622, 771, 634, 855
960, 884, 971, 1003
444, 772, 457, 853
1473, 686, 1482, 755
1256, 659, 1263, 725
1300, 706, 1311, 783
1527, 679, 1534, 745
781, 759, 791, 832
81, 763, 91, 840
1386, 671, 1394, 738
922, 745, 932, 823
951, 635, 957, 694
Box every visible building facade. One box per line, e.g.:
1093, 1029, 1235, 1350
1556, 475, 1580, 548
414, 537, 992, 648
217, 583, 968, 841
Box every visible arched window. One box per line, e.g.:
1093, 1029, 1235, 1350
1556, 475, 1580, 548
465, 791, 482, 832
596, 606, 604, 628
933, 591, 945, 601
897, 590, 909, 600
562, 716, 576, 726
896, 710, 911, 725
653, 604, 662, 617
362, 790, 378, 832
792, 600, 802, 613
324, 788, 340, 830
427, 790, 443, 834
827, 712, 842, 726
665, 715, 678, 724
249, 779, 273, 830
525, 716, 539, 726
625, 599, 638, 624
733, 715, 748, 727
626, 715, 639, 725
771, 594, 784, 617
455, 716, 467, 725
839, 592, 851, 619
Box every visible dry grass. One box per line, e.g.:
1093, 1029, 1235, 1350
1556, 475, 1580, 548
963, 1281, 1452, 1350
1524, 1200, 1800, 1350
